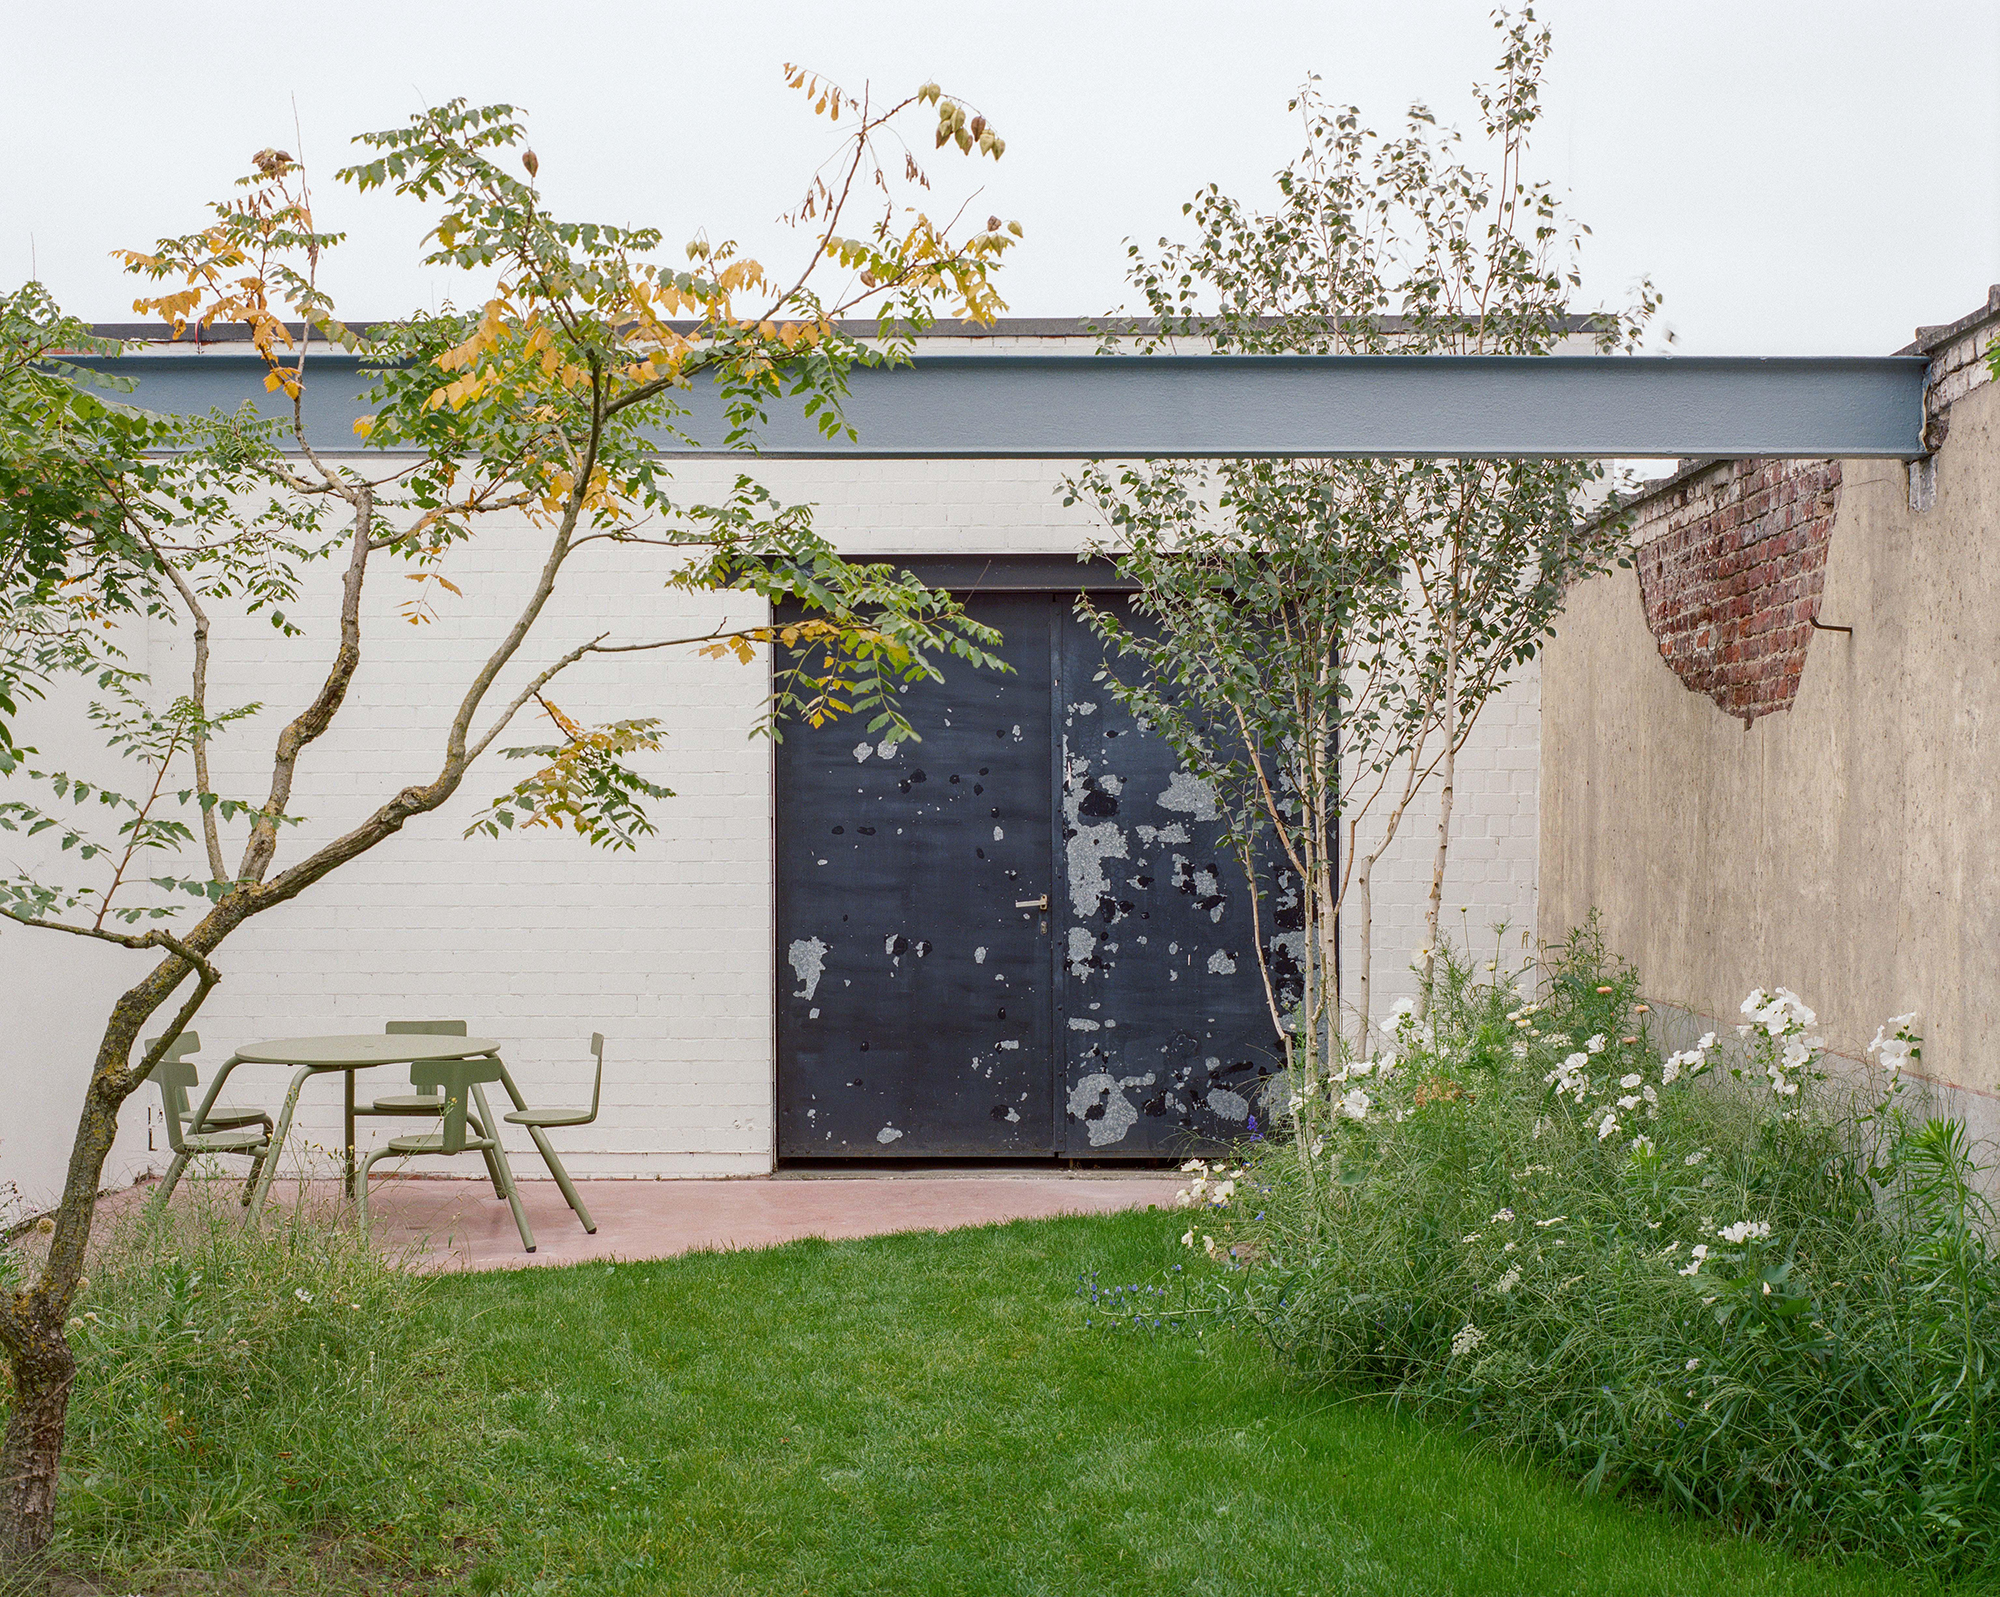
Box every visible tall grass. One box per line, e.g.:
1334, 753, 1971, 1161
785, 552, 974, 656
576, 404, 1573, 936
42, 1179, 493, 1588
1178, 921, 2000, 1579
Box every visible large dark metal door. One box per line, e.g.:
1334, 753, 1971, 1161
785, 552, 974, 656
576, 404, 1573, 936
776, 594, 1058, 1155
1054, 596, 1289, 1153
775, 588, 1284, 1158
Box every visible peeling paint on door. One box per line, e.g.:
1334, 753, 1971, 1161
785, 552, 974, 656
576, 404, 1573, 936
788, 937, 828, 1000
1066, 1070, 1159, 1146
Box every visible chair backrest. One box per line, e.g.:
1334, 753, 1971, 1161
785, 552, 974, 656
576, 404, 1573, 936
143, 1033, 201, 1154
386, 1020, 466, 1092
409, 1055, 503, 1155
586, 1033, 605, 1120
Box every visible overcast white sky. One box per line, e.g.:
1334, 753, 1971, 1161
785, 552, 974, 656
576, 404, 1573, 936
8, 1, 1997, 355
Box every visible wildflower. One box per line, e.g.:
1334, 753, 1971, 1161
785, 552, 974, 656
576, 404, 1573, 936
1596, 985, 1613, 994
1339, 1087, 1372, 1121
1634, 1004, 1650, 1014
294, 1288, 313, 1304
1588, 1035, 1608, 1055
1716, 1220, 1771, 1245
1502, 1240, 1517, 1252
1485, 961, 1497, 972
1450, 1323, 1486, 1358
1490, 1207, 1515, 1223
1510, 1041, 1529, 1060
1617, 1094, 1642, 1111
1678, 1244, 1711, 1277
1629, 1135, 1656, 1156
1534, 1215, 1566, 1228
1868, 1012, 1920, 1077
1683, 1149, 1708, 1166
1597, 1110, 1620, 1141
1493, 1266, 1521, 1293
1202, 1235, 1217, 1257
1686, 1358, 1700, 1371
1181, 1229, 1196, 1247
1620, 1072, 1642, 1089
1761, 1281, 1773, 1296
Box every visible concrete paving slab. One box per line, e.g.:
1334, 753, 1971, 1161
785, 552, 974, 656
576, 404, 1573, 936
334, 1172, 1184, 1271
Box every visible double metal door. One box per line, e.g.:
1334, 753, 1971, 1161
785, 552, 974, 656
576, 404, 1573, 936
775, 592, 1285, 1157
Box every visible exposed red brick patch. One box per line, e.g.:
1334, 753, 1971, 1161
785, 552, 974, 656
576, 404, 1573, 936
1631, 458, 1841, 724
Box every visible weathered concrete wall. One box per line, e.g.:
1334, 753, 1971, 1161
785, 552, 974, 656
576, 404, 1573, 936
1541, 293, 2000, 1109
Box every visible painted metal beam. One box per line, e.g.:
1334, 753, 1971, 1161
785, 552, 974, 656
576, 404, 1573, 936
79, 350, 1932, 460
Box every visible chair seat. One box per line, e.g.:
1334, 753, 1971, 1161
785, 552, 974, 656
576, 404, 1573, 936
503, 1107, 594, 1127
382, 1131, 500, 1156
182, 1128, 271, 1154
195, 1105, 270, 1129
371, 1093, 446, 1113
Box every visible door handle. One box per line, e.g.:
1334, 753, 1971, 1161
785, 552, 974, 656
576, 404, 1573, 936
1014, 894, 1050, 911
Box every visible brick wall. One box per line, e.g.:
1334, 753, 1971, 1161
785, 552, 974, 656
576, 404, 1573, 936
1630, 457, 1843, 726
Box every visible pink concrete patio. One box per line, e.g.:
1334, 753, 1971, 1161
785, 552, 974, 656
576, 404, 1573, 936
317, 1171, 1183, 1270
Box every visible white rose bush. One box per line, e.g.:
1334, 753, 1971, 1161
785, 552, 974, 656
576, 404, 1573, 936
1102, 916, 2000, 1578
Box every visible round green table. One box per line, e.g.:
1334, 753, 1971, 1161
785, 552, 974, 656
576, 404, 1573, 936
191, 1033, 510, 1220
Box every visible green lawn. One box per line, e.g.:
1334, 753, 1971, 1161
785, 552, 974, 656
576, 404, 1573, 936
53, 1207, 1964, 1595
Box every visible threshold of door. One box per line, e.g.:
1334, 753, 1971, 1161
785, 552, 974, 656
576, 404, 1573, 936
775, 1156, 1184, 1179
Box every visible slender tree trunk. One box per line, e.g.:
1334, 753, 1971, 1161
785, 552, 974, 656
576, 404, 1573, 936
0, 944, 213, 1575
1417, 624, 1459, 1021
1, 1013, 147, 1572
0, 1322, 75, 1577
1349, 849, 1374, 1060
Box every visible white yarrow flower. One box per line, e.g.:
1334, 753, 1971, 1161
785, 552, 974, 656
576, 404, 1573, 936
1450, 1323, 1486, 1358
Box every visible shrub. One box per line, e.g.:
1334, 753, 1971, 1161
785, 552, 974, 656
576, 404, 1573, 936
1171, 920, 2000, 1578
29, 1178, 493, 1588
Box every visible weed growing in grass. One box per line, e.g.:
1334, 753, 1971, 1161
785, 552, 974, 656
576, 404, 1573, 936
1173, 917, 2000, 1580
42, 1179, 493, 1590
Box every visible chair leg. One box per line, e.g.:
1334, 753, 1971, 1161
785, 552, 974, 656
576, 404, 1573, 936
471, 1085, 535, 1253
528, 1125, 595, 1234
151, 1151, 191, 1213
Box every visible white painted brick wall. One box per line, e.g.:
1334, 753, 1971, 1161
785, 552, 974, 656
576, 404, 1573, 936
1, 418, 1543, 1205
1338, 666, 1542, 1037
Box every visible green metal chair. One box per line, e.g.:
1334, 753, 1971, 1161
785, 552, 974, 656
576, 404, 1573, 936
356, 1054, 535, 1253
351, 1020, 505, 1201
501, 1033, 605, 1234
146, 1033, 274, 1208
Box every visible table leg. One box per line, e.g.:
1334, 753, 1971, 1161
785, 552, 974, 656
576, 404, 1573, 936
250, 1064, 320, 1213
344, 1070, 357, 1195
471, 1083, 535, 1253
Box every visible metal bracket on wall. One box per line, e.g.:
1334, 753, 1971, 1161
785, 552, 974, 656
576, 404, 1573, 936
1810, 618, 1854, 635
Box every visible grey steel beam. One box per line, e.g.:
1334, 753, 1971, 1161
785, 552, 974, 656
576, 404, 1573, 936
76, 351, 1931, 460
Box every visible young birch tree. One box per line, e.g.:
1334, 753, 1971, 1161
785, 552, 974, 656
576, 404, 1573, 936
1074, 8, 1655, 1079
0, 76, 1017, 1570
